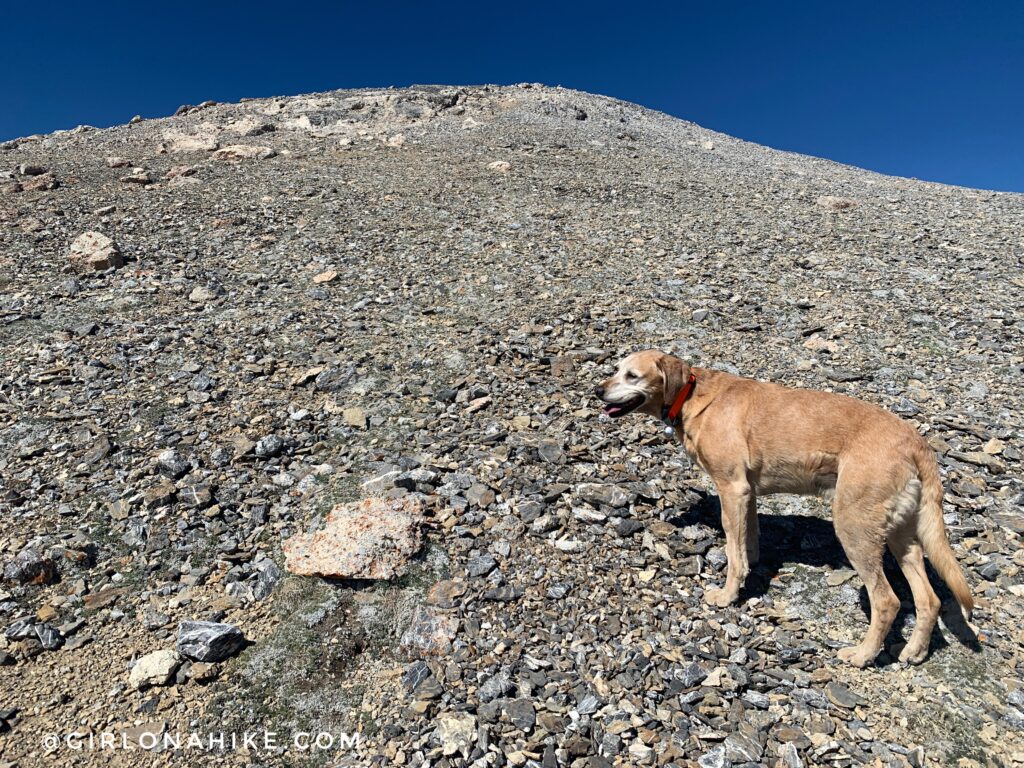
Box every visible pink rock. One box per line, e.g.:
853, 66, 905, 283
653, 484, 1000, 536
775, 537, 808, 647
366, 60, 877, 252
68, 231, 123, 272
282, 497, 423, 580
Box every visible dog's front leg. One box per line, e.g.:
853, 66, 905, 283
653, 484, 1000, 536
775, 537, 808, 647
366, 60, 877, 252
705, 480, 753, 607
745, 498, 760, 565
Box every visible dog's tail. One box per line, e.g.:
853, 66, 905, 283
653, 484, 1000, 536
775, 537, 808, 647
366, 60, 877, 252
913, 445, 974, 621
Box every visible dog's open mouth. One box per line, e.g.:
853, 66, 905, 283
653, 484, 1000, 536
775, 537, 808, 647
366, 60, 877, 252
602, 394, 644, 418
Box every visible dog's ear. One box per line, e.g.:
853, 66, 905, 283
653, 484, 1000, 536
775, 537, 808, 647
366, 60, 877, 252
656, 353, 688, 403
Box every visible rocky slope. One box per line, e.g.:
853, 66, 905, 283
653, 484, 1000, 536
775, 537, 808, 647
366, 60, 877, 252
0, 84, 1022, 768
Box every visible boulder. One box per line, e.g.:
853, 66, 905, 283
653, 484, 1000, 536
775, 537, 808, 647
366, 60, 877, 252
68, 232, 123, 272
282, 497, 423, 580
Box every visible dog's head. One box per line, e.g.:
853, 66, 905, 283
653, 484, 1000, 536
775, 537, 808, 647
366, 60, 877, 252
594, 350, 691, 419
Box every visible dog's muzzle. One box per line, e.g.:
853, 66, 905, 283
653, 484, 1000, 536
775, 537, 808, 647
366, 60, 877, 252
598, 392, 645, 418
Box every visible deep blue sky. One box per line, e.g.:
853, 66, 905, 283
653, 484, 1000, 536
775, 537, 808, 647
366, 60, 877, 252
3, 2, 1022, 192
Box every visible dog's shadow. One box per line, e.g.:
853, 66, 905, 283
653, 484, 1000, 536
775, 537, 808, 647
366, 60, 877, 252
676, 491, 980, 662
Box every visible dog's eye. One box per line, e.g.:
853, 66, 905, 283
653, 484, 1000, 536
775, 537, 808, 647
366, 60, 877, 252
626, 371, 639, 380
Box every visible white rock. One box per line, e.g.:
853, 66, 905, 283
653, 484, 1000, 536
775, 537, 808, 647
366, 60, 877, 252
128, 649, 181, 689
628, 742, 654, 762
572, 506, 607, 523
167, 133, 219, 152
213, 145, 276, 161
435, 713, 476, 757
189, 285, 221, 303
553, 538, 585, 553
361, 470, 402, 495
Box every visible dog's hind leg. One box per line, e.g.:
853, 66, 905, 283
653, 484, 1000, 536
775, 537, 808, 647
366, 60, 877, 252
888, 529, 941, 664
705, 479, 754, 607
834, 519, 899, 667
832, 479, 900, 667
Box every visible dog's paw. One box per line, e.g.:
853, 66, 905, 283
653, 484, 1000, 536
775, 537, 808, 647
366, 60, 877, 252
837, 644, 876, 668
897, 643, 928, 665
704, 587, 737, 608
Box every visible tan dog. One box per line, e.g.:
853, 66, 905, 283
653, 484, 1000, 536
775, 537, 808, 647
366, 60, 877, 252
595, 350, 974, 667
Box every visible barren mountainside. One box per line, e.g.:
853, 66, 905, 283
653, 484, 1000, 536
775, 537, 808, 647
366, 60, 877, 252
1, 85, 1023, 767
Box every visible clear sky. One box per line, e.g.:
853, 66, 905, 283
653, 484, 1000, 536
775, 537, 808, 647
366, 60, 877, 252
3, 1, 1022, 192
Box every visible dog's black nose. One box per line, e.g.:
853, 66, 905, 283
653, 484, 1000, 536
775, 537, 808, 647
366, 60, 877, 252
594, 385, 605, 399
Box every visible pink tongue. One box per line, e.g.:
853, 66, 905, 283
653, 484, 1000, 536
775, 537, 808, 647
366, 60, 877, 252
604, 405, 622, 415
